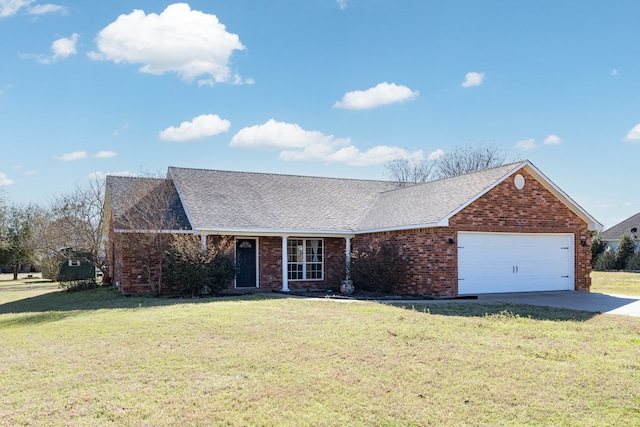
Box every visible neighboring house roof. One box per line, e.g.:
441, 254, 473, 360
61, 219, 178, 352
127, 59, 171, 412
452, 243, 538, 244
104, 160, 602, 237
601, 212, 640, 241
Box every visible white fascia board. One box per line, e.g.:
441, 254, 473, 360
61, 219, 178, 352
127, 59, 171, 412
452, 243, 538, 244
195, 228, 356, 238
520, 162, 604, 231
113, 229, 194, 234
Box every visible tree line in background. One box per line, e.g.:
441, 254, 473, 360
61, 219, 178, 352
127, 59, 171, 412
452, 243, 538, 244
591, 231, 640, 272
0, 177, 107, 282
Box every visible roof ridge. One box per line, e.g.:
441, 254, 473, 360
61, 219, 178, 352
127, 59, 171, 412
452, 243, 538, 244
167, 166, 395, 184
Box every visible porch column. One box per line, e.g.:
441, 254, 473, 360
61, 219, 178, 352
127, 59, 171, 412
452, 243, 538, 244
345, 237, 352, 280
281, 236, 290, 292
201, 234, 207, 252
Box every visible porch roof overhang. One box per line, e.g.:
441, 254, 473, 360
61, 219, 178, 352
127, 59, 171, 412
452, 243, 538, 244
193, 227, 356, 238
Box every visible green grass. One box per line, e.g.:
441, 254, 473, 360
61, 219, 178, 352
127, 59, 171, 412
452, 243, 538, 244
0, 275, 639, 426
591, 271, 640, 296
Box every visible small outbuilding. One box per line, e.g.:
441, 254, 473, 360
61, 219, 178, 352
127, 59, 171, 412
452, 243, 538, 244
57, 249, 96, 281
103, 161, 601, 296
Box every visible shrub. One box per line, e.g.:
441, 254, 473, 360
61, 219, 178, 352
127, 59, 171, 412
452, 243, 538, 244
614, 232, 636, 270
163, 235, 237, 296
590, 231, 607, 266
625, 252, 640, 271
593, 250, 615, 271
350, 240, 405, 294
41, 256, 61, 281
59, 278, 99, 292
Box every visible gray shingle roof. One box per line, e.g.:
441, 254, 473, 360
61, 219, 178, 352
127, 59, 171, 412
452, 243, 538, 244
106, 161, 598, 235
106, 175, 191, 231
167, 167, 397, 232
166, 163, 522, 234
601, 212, 640, 241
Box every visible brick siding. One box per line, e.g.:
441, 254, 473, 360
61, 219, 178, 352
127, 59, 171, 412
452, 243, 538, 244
353, 170, 592, 296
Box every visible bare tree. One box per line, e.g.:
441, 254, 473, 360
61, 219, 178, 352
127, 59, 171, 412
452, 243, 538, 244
384, 143, 511, 185
37, 177, 108, 278
108, 176, 185, 294
384, 156, 438, 185
437, 143, 509, 178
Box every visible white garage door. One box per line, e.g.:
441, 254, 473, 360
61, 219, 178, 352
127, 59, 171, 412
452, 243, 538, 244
457, 232, 574, 295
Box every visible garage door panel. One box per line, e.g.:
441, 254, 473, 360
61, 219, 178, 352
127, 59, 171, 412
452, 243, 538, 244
458, 232, 574, 295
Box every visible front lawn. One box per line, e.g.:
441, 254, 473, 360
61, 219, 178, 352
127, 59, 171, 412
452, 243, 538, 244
591, 271, 640, 296
0, 276, 638, 426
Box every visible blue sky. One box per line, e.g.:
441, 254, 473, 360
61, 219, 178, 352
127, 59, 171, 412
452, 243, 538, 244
1, 0, 639, 229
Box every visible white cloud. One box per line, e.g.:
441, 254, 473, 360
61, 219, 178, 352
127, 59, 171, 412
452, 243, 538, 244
0, 172, 14, 186
231, 119, 350, 150
336, 0, 348, 10
230, 119, 422, 166
51, 33, 79, 60
28, 3, 66, 15
515, 138, 537, 150
28, 33, 79, 64
283, 145, 420, 167
89, 3, 245, 85
160, 114, 231, 142
461, 71, 485, 88
612, 69, 618, 76
94, 150, 117, 158
55, 151, 88, 161
0, 0, 33, 17
543, 134, 562, 145
624, 123, 640, 142
334, 82, 419, 110
24, 169, 37, 176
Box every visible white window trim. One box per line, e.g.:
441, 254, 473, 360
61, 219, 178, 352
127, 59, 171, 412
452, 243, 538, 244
287, 238, 324, 281
68, 259, 81, 267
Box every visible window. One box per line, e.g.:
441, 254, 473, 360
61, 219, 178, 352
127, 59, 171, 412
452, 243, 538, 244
287, 239, 323, 280
68, 259, 80, 267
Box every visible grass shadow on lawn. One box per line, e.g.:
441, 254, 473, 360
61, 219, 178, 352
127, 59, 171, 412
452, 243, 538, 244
392, 301, 597, 322
1, 284, 599, 323
0, 285, 275, 317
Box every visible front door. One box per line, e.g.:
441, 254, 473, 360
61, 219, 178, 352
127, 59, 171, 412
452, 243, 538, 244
236, 239, 257, 288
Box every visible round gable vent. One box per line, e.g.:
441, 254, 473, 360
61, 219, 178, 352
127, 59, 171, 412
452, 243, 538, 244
514, 174, 525, 190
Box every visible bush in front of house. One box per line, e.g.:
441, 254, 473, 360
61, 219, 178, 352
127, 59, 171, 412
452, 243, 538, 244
350, 240, 405, 294
163, 235, 237, 297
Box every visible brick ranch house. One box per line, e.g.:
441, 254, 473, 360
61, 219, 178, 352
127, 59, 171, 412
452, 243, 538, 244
103, 161, 602, 296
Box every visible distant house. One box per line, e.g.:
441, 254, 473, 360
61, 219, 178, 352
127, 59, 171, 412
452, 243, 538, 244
601, 212, 640, 252
103, 161, 601, 297
57, 249, 96, 281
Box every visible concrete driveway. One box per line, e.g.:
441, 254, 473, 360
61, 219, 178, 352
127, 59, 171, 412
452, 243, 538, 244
477, 291, 640, 317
